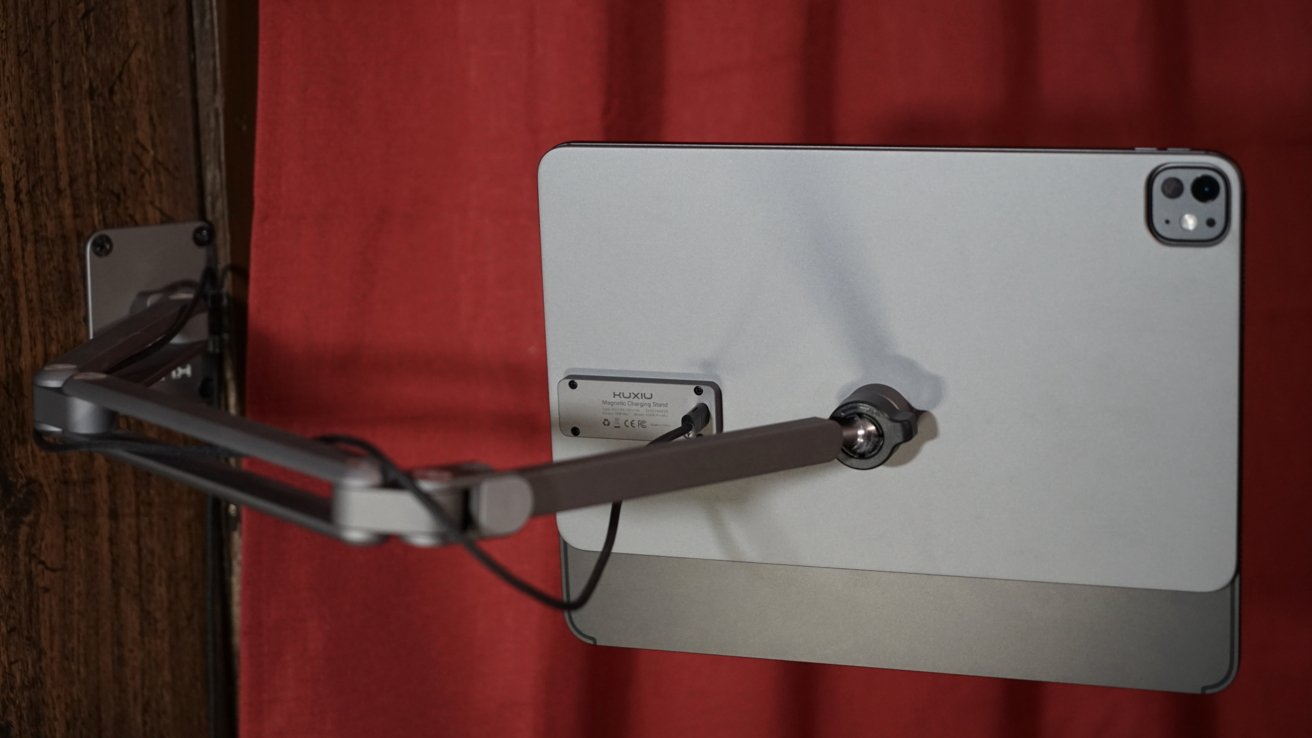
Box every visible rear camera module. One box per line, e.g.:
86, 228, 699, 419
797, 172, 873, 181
1148, 165, 1228, 245
1191, 174, 1221, 203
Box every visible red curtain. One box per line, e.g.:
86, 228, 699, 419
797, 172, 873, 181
241, 1, 1312, 735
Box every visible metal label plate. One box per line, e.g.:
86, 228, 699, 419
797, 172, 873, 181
558, 375, 721, 441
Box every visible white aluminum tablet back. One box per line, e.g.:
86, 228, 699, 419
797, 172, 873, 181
540, 145, 1240, 592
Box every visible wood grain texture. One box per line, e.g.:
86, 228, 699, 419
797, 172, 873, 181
193, 0, 257, 732
0, 1, 210, 735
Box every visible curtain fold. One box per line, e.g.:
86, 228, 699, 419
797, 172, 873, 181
242, 1, 1312, 735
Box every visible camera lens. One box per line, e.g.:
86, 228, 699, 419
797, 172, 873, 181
1191, 174, 1221, 203
1160, 176, 1184, 199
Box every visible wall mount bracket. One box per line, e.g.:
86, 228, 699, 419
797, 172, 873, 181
33, 223, 919, 548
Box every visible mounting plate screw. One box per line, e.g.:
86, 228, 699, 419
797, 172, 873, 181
192, 223, 214, 246
90, 234, 113, 258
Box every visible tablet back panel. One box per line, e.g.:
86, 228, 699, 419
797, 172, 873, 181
540, 145, 1240, 592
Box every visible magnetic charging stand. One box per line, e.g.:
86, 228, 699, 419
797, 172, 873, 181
33, 223, 921, 548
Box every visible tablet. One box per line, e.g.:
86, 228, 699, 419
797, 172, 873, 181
540, 145, 1241, 690
541, 145, 1240, 592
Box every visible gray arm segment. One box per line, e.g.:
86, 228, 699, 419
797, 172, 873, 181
524, 418, 843, 516
86, 432, 347, 541
52, 295, 191, 373
61, 373, 379, 487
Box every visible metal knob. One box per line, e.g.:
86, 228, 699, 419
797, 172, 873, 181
830, 384, 919, 469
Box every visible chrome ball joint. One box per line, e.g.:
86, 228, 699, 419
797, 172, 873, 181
831, 384, 919, 470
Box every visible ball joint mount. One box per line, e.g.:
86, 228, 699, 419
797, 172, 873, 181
831, 384, 920, 470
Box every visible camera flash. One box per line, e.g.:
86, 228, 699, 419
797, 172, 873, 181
1181, 213, 1198, 231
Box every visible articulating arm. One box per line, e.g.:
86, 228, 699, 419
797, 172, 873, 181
33, 286, 920, 547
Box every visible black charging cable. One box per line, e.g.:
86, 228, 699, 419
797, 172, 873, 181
106, 267, 216, 375
38, 272, 713, 611
318, 402, 711, 611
